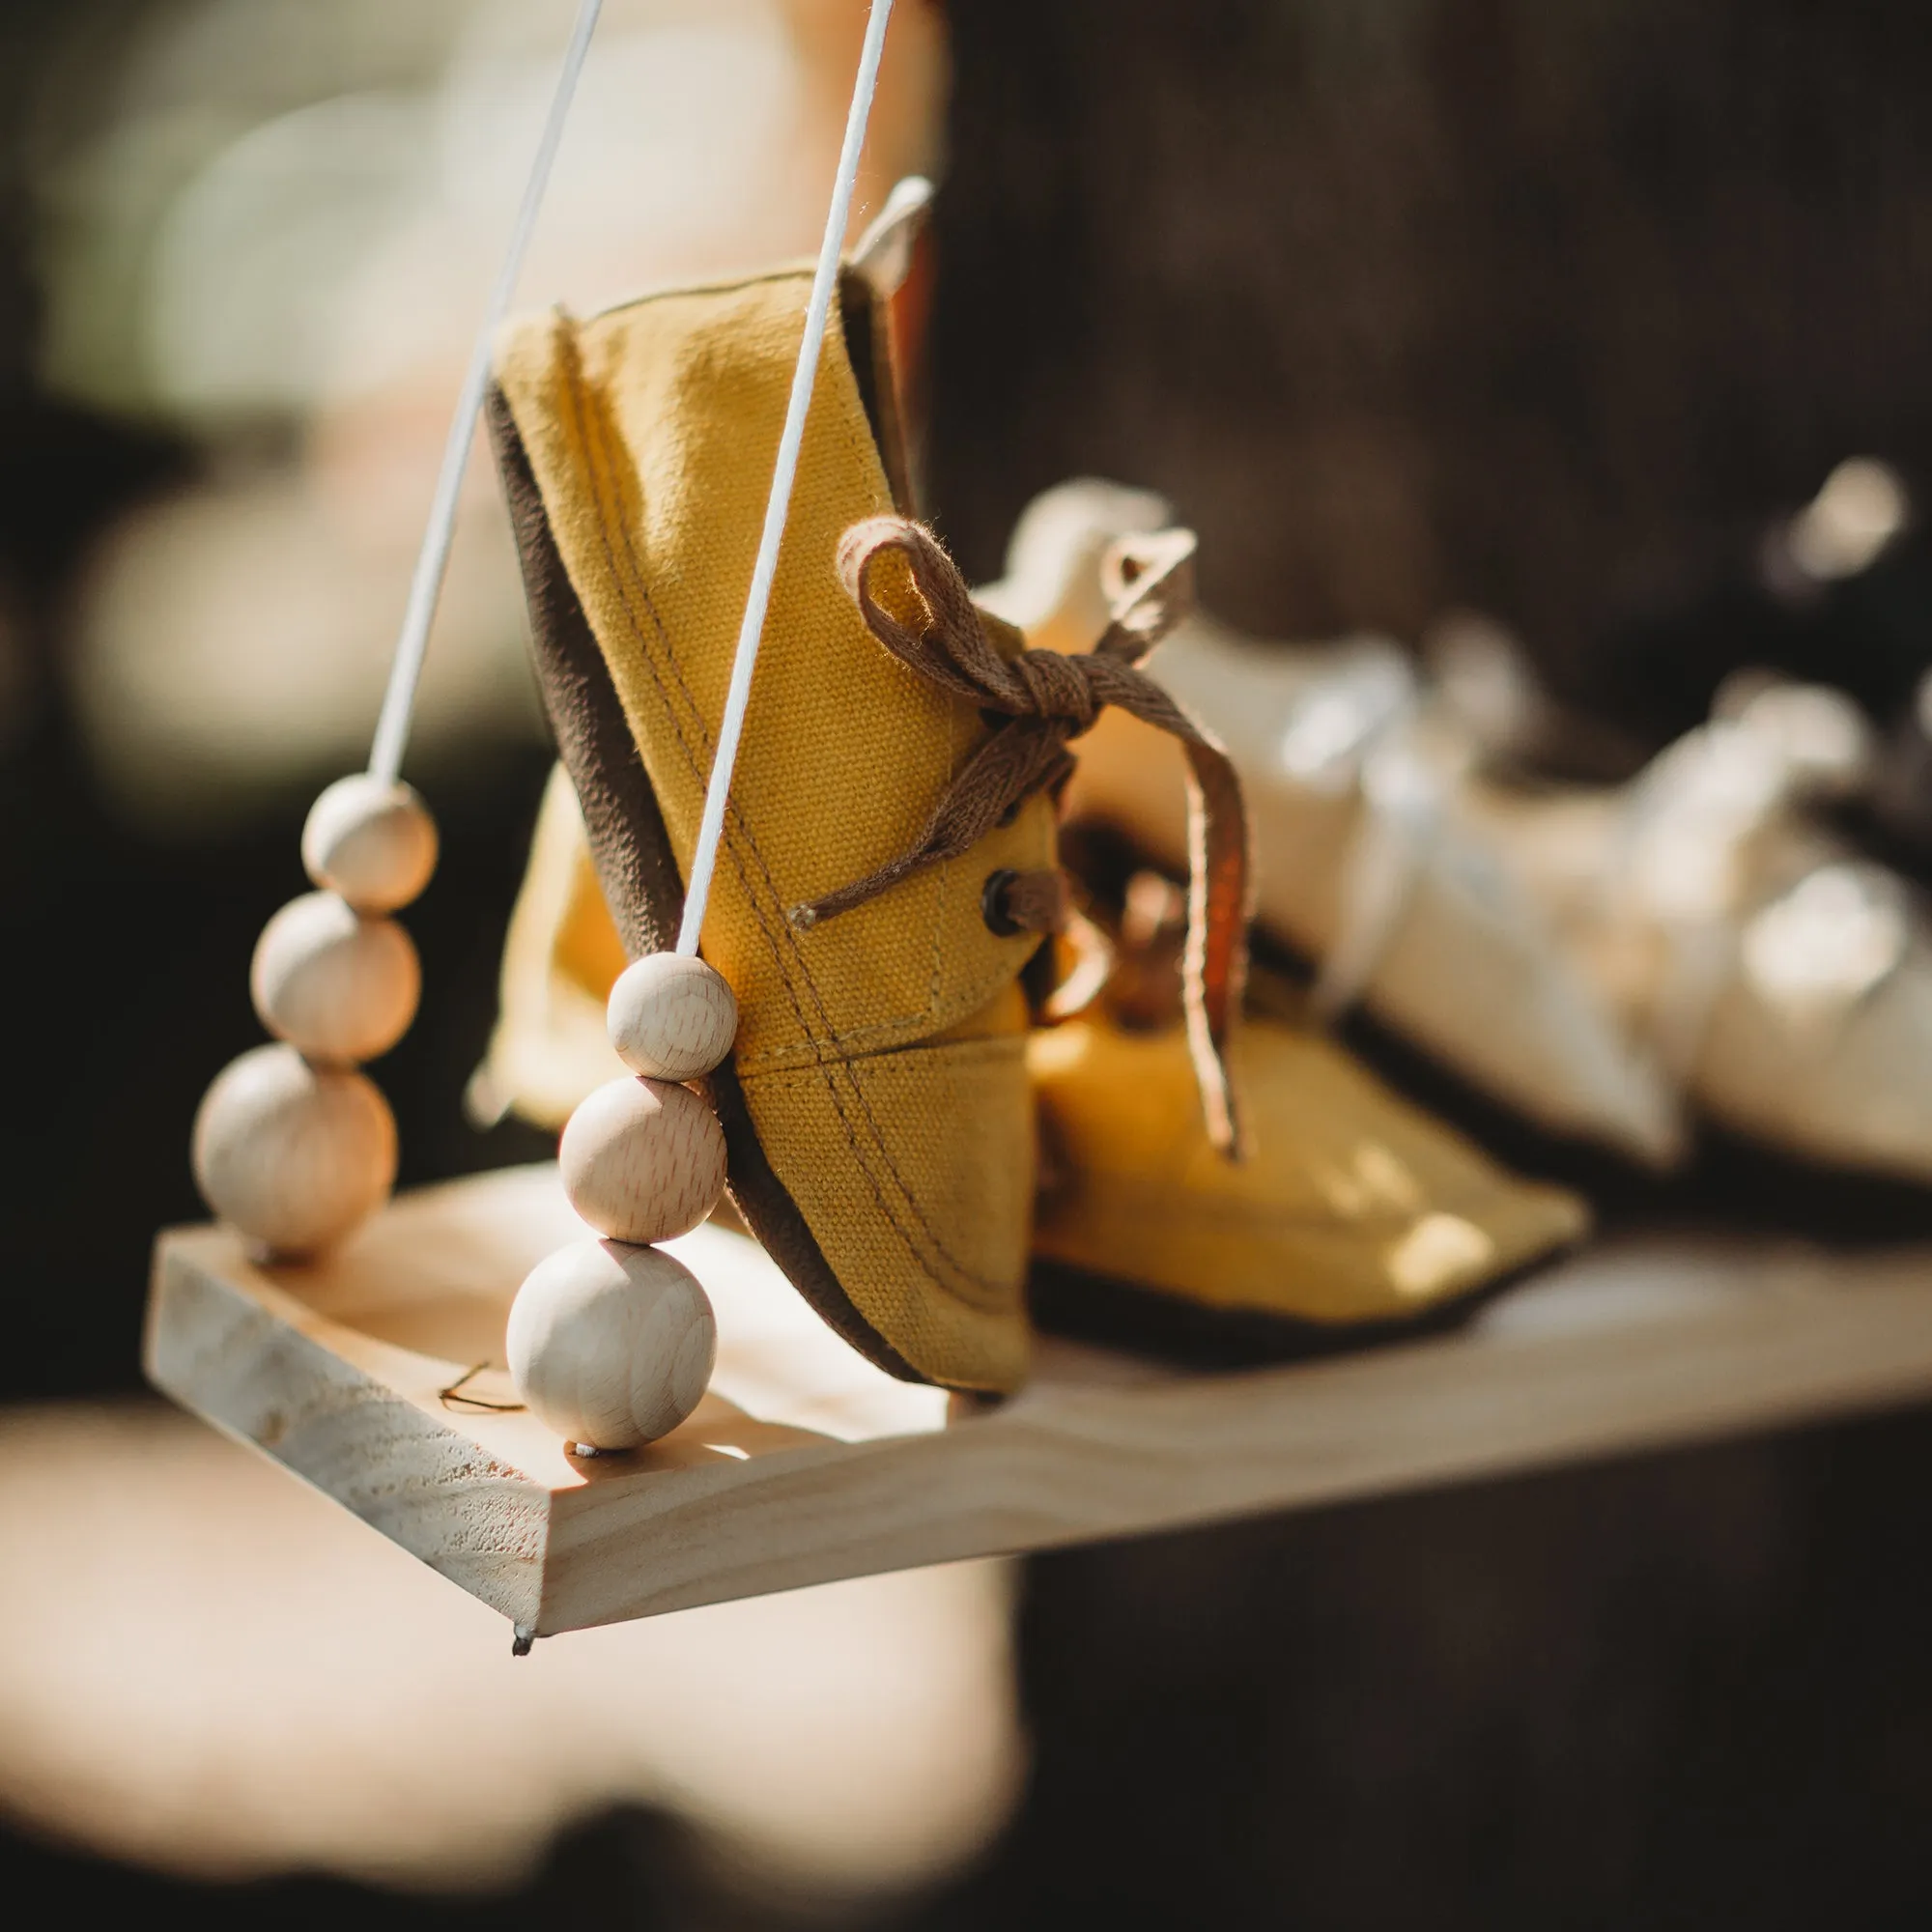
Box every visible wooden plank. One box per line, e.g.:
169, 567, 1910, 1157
147, 1163, 1932, 1637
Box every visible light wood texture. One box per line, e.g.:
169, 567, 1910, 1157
301, 775, 439, 914
190, 1044, 397, 1255
558, 1075, 727, 1245
148, 1160, 1932, 1638
607, 952, 738, 1082
507, 1237, 718, 1449
250, 892, 420, 1065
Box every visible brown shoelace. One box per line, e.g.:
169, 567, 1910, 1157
792, 514, 1250, 1154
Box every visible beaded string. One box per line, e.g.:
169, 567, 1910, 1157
367, 0, 607, 790
192, 0, 611, 1258
195, 0, 908, 1490
676, 0, 897, 955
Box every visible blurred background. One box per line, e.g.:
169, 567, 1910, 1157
8, 0, 1932, 1923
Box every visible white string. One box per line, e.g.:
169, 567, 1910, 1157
368, 0, 606, 788
675, 0, 897, 955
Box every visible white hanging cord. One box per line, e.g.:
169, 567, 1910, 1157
368, 0, 607, 788
675, 0, 897, 955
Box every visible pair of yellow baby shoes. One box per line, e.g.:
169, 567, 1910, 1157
482, 227, 1585, 1395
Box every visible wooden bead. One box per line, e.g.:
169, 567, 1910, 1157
250, 892, 420, 1065
607, 952, 738, 1081
559, 1075, 727, 1245
302, 775, 438, 914
506, 1237, 717, 1450
192, 1043, 397, 1256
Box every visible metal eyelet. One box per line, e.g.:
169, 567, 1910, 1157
981, 868, 1022, 937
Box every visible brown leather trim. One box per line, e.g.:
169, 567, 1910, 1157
487, 384, 677, 960
485, 381, 925, 1386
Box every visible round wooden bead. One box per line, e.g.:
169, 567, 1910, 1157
302, 775, 439, 914
607, 952, 738, 1081
506, 1237, 717, 1450
558, 1075, 727, 1246
192, 1043, 397, 1256
250, 892, 420, 1065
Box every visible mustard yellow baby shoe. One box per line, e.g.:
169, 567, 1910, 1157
486, 228, 1251, 1398
487, 261, 1053, 1390
1030, 1001, 1588, 1333
1027, 879, 1588, 1333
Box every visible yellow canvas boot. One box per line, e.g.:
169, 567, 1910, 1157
486, 250, 1245, 1390
486, 270, 1031, 1391
1028, 883, 1590, 1342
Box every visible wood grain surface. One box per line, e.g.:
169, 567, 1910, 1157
148, 1162, 1932, 1637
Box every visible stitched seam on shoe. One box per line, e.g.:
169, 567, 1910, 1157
743, 1032, 1025, 1077
557, 327, 1005, 1306
732, 952, 1021, 1065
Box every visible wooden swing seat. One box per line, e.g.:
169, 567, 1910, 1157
146, 1162, 1932, 1641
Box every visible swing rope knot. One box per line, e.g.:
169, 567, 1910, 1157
791, 514, 1252, 1155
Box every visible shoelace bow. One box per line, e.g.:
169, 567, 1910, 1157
792, 514, 1250, 1154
